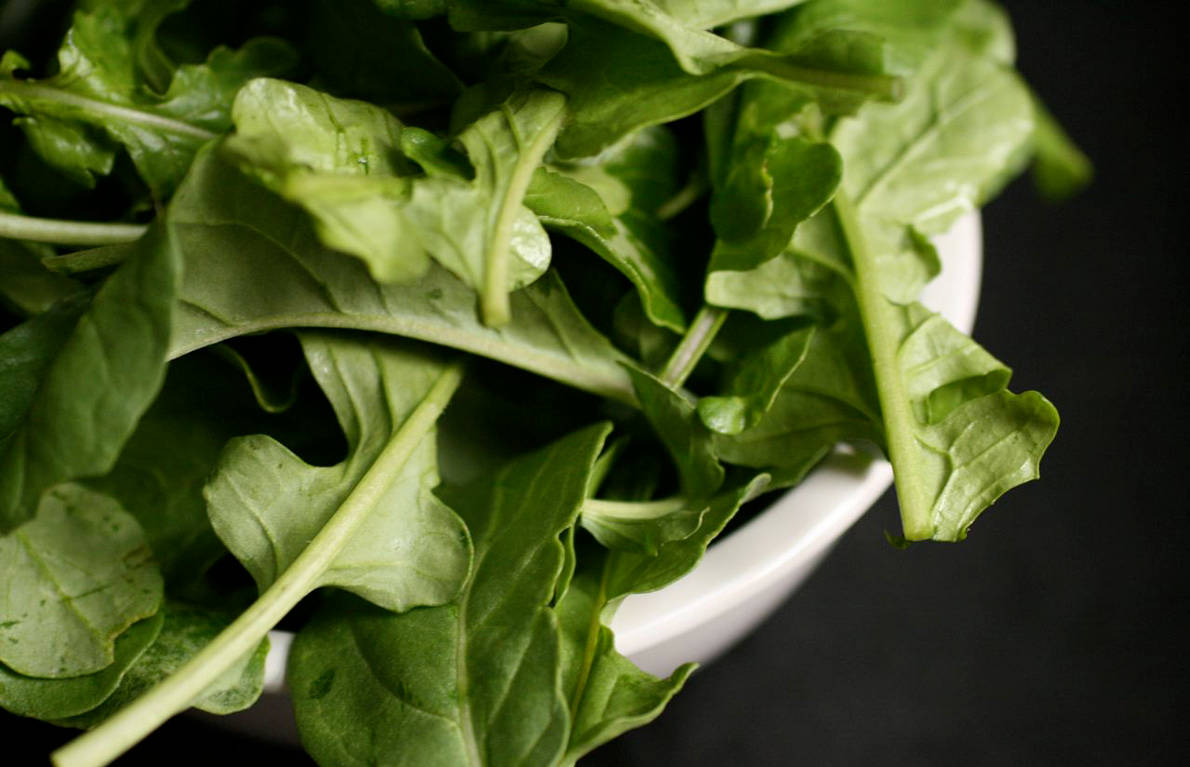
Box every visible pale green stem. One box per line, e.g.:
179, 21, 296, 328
831, 193, 930, 539
0, 80, 218, 141
0, 210, 147, 246
52, 362, 465, 767
659, 305, 729, 388
482, 99, 567, 328
582, 496, 687, 522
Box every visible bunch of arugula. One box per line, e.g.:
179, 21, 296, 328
0, 1, 1089, 765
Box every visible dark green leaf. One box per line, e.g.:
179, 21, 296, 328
289, 424, 611, 767
168, 147, 636, 404
0, 221, 180, 531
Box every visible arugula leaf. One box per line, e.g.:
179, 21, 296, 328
0, 5, 295, 196
167, 147, 636, 404
526, 126, 687, 332
828, 32, 1033, 302
288, 423, 610, 767
53, 332, 468, 766
556, 564, 693, 763
56, 602, 269, 728
0, 484, 163, 678
0, 614, 163, 721
697, 318, 815, 434
627, 366, 725, 503
205, 333, 471, 611
226, 79, 562, 326
539, 11, 899, 159
0, 221, 180, 532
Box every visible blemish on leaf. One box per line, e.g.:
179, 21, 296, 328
308, 668, 336, 700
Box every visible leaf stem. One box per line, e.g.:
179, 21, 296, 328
52, 362, 465, 767
0, 211, 147, 246
582, 496, 687, 522
659, 305, 728, 388
0, 80, 218, 141
482, 95, 567, 327
831, 192, 930, 539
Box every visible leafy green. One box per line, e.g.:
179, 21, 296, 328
0, 614, 163, 720
0, 484, 163, 678
226, 79, 562, 325
0, 4, 295, 195
0, 1, 1082, 763
0, 222, 180, 532
167, 147, 636, 404
289, 424, 610, 767
556, 564, 693, 763
205, 332, 471, 611
526, 126, 687, 331
56, 602, 269, 728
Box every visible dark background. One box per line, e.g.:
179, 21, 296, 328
6, 1, 1188, 764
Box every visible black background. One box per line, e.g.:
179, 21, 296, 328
6, 1, 1188, 764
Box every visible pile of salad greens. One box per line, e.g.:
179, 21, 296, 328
0, 0, 1089, 764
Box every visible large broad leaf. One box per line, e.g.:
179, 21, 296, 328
0, 614, 163, 720
227, 79, 561, 326
830, 33, 1034, 302
526, 126, 687, 332
167, 147, 637, 405
0, 5, 294, 195
54, 602, 269, 728
289, 424, 610, 767
205, 333, 471, 612
0, 484, 163, 678
0, 221, 180, 532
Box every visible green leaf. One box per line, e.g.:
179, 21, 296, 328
56, 602, 269, 728
289, 424, 611, 767
206, 333, 471, 611
604, 473, 769, 597
0, 221, 180, 532
168, 147, 636, 405
306, 0, 462, 104
538, 10, 902, 159
1030, 94, 1092, 202
526, 126, 687, 332
697, 318, 815, 434
0, 484, 163, 678
626, 367, 725, 502
54, 333, 468, 761
556, 564, 693, 763
227, 80, 562, 325
830, 31, 1034, 301
0, 5, 295, 195
0, 614, 162, 721
83, 350, 293, 586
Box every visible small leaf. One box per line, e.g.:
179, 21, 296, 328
0, 484, 163, 678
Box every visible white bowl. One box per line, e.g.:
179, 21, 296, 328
230, 213, 981, 734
